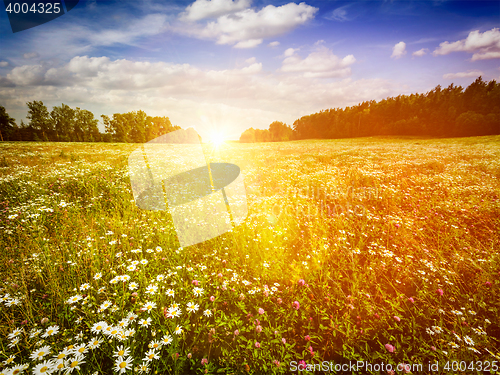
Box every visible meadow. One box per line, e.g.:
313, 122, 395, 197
0, 136, 499, 375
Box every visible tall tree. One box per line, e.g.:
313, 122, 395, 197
26, 101, 52, 141
0, 106, 16, 141
51, 103, 75, 141
75, 108, 100, 142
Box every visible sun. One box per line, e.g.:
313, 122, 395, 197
209, 133, 226, 147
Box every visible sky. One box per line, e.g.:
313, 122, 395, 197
0, 0, 499, 140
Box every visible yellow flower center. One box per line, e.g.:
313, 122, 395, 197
120, 362, 127, 369
13, 370, 20, 375
70, 360, 79, 368
57, 363, 64, 369
40, 366, 48, 373
47, 330, 53, 335
96, 325, 102, 330
78, 348, 85, 353
67, 345, 74, 350
148, 354, 154, 359
119, 350, 124, 356
57, 353, 65, 359
6, 358, 13, 363
111, 330, 118, 335
38, 351, 45, 356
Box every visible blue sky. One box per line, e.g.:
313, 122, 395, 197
0, 0, 499, 140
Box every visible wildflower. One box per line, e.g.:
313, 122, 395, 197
142, 301, 157, 313
145, 284, 158, 295
258, 308, 265, 315
42, 325, 59, 338
32, 360, 53, 374
298, 279, 305, 286
166, 289, 175, 297
464, 335, 474, 346
30, 345, 51, 361
161, 334, 173, 346
100, 300, 112, 311
282, 338, 286, 344
203, 309, 212, 317
128, 282, 138, 291
67, 295, 82, 304
393, 316, 401, 322
149, 340, 161, 350
277, 298, 282, 304
210, 295, 215, 302
256, 325, 263, 333
143, 349, 159, 362
193, 287, 204, 297
126, 312, 138, 322
139, 318, 152, 328
88, 338, 103, 350
138, 363, 150, 374
8, 328, 23, 340
114, 346, 130, 358
91, 321, 108, 334
3, 355, 15, 366
385, 344, 395, 353
293, 301, 300, 310
174, 326, 183, 335
234, 330, 239, 336
114, 356, 133, 374
436, 289, 444, 296
192, 280, 199, 286
79, 283, 90, 291
408, 297, 414, 303
73, 344, 88, 356
432, 326, 443, 334
305, 335, 311, 341
66, 355, 86, 373
186, 302, 199, 313
201, 358, 208, 365
255, 341, 261, 348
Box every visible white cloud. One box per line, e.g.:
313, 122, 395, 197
23, 52, 39, 59
284, 47, 298, 57
412, 48, 428, 57
176, 2, 318, 48
443, 70, 483, 79
268, 41, 280, 47
281, 46, 356, 78
325, 4, 350, 22
391, 42, 406, 59
245, 57, 256, 64
88, 14, 168, 46
0, 61, 8, 67
234, 39, 262, 48
433, 28, 500, 61
180, 0, 251, 21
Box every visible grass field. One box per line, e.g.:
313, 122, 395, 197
0, 136, 499, 375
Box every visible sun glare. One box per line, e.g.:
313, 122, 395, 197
209, 133, 226, 147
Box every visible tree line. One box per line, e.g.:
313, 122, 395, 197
240, 77, 500, 142
0, 101, 184, 142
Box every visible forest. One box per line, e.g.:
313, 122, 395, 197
240, 77, 500, 142
0, 102, 183, 143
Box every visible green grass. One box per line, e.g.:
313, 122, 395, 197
0, 136, 499, 375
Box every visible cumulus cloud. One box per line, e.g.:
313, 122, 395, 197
23, 52, 39, 59
412, 48, 428, 57
180, 0, 251, 21
268, 41, 280, 47
391, 42, 406, 59
176, 2, 318, 48
245, 57, 256, 64
433, 28, 500, 61
281, 46, 356, 78
443, 70, 483, 79
0, 61, 9, 67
